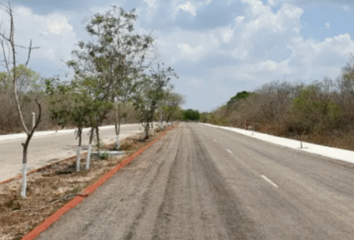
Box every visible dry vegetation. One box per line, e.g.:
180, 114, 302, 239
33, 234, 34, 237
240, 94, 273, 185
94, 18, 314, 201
0, 79, 139, 134
206, 57, 354, 151
0, 128, 169, 240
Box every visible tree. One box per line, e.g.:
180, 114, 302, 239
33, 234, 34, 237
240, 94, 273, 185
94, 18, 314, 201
46, 77, 112, 171
227, 91, 250, 107
292, 82, 341, 135
0, 3, 40, 198
160, 92, 185, 124
183, 109, 200, 121
133, 64, 176, 140
74, 6, 154, 150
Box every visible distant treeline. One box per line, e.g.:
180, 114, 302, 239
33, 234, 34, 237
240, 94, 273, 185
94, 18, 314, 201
202, 56, 354, 151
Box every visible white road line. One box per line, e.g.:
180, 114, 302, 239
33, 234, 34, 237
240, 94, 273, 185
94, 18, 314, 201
261, 175, 279, 188
213, 139, 217, 143
226, 149, 233, 154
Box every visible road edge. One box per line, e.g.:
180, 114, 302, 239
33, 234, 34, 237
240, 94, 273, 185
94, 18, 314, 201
202, 123, 354, 165
21, 126, 173, 240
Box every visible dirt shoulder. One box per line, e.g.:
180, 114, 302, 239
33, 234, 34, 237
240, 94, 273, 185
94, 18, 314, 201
0, 126, 174, 240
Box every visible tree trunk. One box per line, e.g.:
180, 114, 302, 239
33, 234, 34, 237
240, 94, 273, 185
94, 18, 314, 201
86, 127, 94, 170
142, 122, 150, 140
114, 103, 121, 150
21, 146, 28, 198
95, 126, 101, 156
159, 110, 163, 130
76, 128, 82, 172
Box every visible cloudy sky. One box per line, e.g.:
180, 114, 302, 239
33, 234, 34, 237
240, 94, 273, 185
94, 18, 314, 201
1, 0, 354, 111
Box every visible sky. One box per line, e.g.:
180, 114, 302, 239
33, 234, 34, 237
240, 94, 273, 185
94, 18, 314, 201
0, 0, 354, 112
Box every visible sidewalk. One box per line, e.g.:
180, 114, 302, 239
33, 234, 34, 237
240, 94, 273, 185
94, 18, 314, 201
0, 124, 142, 183
0, 124, 138, 142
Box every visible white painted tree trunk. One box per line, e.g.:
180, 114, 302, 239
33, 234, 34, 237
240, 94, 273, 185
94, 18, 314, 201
86, 144, 92, 170
21, 163, 27, 198
76, 146, 82, 172
116, 135, 120, 150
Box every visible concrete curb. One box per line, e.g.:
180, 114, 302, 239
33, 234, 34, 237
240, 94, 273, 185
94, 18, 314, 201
0, 155, 79, 185
21, 126, 173, 240
203, 123, 354, 165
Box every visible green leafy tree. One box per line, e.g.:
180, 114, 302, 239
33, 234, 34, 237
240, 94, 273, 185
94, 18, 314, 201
70, 6, 154, 150
133, 64, 176, 140
160, 92, 185, 124
227, 91, 250, 107
46, 77, 112, 171
183, 109, 200, 121
292, 82, 341, 146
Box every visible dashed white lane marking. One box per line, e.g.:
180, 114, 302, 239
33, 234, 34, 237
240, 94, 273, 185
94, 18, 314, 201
213, 139, 217, 143
261, 175, 279, 188
226, 149, 233, 154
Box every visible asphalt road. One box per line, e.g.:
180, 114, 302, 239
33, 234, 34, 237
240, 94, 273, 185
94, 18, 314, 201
36, 122, 354, 239
0, 124, 143, 182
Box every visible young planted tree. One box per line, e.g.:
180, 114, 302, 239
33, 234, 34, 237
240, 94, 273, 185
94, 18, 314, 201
46, 80, 85, 172
0, 3, 40, 198
133, 64, 177, 140
46, 77, 111, 171
79, 6, 154, 150
67, 42, 114, 157
160, 92, 185, 125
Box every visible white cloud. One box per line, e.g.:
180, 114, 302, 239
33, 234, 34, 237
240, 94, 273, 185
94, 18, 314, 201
177, 43, 205, 62
157, 0, 353, 84
171, 0, 213, 19
0, 6, 77, 76
143, 0, 158, 20
159, 0, 354, 110
144, 0, 157, 9
177, 1, 197, 16
267, 0, 278, 6
235, 16, 245, 23
221, 27, 233, 42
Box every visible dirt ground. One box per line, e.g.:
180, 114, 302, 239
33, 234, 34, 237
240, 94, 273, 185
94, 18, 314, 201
0, 127, 168, 240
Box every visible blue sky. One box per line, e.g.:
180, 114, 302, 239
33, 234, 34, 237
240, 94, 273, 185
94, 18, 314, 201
1, 0, 354, 112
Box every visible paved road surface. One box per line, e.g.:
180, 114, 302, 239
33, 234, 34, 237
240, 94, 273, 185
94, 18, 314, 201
0, 124, 143, 182
36, 123, 354, 239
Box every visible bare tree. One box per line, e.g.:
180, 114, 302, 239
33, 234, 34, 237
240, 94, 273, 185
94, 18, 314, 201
0, 3, 40, 198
